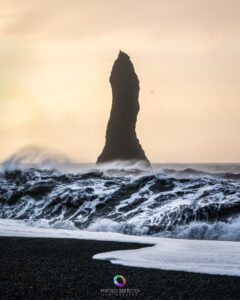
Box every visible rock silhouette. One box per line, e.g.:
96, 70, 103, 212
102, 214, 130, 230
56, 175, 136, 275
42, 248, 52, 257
97, 51, 150, 166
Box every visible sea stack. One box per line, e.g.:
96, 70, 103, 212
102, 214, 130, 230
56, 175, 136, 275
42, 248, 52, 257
97, 51, 150, 166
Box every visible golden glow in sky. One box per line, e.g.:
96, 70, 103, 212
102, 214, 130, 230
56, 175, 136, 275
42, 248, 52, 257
1, 0, 240, 162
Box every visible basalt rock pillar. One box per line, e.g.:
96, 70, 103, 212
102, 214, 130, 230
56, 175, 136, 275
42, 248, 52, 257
97, 51, 150, 166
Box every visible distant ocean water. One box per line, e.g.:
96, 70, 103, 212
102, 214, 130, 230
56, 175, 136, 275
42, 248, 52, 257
0, 151, 240, 242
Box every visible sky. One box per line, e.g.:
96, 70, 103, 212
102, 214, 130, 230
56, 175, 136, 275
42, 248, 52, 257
0, 0, 240, 163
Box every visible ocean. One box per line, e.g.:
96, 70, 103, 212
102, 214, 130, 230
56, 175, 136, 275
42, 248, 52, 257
0, 159, 240, 242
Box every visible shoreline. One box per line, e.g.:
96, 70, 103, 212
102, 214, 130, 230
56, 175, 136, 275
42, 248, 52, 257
1, 221, 240, 277
0, 237, 240, 299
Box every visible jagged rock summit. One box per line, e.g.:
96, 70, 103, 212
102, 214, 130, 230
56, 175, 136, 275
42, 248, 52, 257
97, 51, 150, 166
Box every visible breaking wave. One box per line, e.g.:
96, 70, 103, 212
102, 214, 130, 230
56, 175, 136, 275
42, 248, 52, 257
0, 160, 240, 241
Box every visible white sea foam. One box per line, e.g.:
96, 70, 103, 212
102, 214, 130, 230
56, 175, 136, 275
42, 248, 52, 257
165, 218, 240, 241
94, 238, 240, 277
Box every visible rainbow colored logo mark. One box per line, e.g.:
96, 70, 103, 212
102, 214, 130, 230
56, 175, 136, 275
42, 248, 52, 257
113, 275, 127, 288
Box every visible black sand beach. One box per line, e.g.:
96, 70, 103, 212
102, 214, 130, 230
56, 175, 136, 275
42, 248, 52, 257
0, 237, 239, 299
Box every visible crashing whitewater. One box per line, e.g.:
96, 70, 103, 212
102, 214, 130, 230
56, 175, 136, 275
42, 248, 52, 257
0, 160, 240, 241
